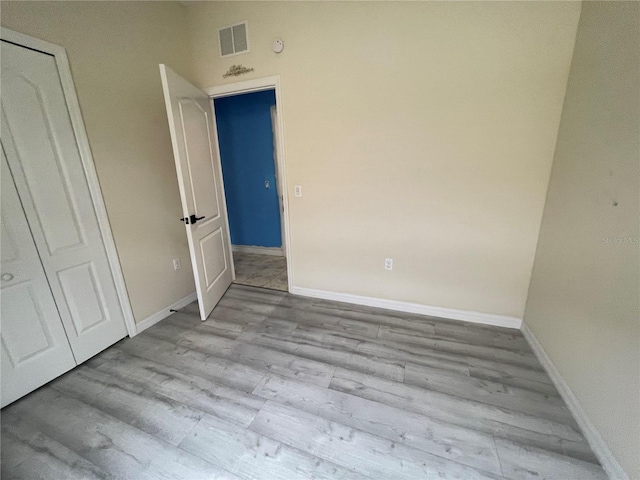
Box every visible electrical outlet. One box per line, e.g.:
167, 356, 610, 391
173, 258, 181, 270
384, 258, 393, 270
294, 185, 302, 197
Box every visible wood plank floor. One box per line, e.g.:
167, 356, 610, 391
233, 252, 287, 291
1, 284, 607, 480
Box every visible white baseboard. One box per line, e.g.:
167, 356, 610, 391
232, 245, 284, 257
521, 322, 628, 480
132, 292, 197, 336
289, 286, 522, 329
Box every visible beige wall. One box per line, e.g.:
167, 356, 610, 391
523, 2, 640, 478
186, 1, 580, 319
1, 2, 197, 323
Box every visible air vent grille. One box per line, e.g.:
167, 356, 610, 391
219, 22, 249, 57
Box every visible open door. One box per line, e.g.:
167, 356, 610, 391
159, 65, 233, 320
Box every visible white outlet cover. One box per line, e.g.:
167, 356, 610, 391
384, 258, 393, 270
173, 258, 181, 270
294, 185, 302, 197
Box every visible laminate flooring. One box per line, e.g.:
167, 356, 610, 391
233, 252, 287, 292
1, 284, 607, 480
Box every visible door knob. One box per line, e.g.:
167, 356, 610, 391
180, 214, 206, 225
1, 273, 14, 282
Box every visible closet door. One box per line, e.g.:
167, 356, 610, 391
1, 149, 76, 408
1, 40, 127, 363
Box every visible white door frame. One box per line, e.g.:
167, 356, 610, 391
270, 105, 287, 258
0, 27, 137, 337
204, 76, 293, 292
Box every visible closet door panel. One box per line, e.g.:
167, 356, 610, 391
3, 70, 86, 254
1, 40, 127, 363
57, 262, 110, 335
1, 150, 76, 408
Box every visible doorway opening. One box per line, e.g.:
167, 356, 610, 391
212, 88, 288, 292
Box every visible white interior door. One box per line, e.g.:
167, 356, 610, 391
1, 40, 127, 363
1, 149, 76, 408
160, 65, 233, 320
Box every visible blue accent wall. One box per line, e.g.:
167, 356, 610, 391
214, 90, 281, 248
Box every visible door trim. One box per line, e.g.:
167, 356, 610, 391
0, 27, 137, 338
204, 76, 293, 293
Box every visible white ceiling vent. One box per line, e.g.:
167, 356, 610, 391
219, 22, 249, 57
